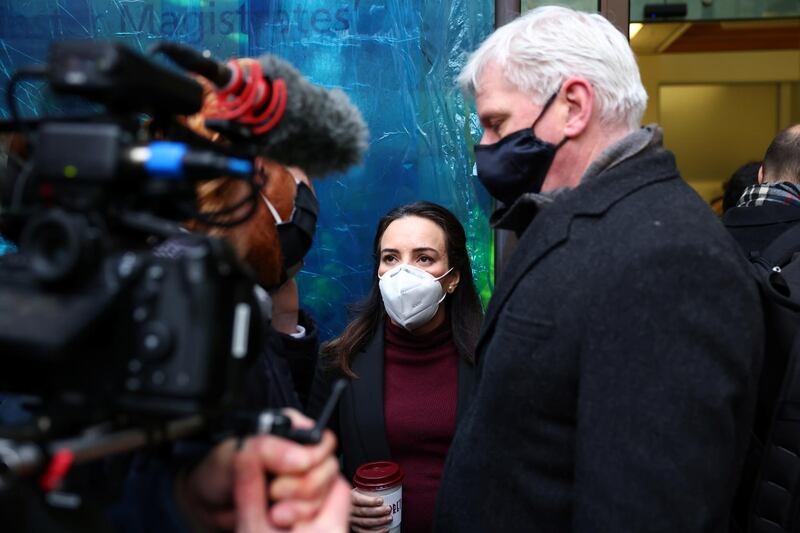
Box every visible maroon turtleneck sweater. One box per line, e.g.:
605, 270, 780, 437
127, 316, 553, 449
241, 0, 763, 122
383, 318, 459, 533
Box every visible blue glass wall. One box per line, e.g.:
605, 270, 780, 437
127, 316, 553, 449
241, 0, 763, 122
0, 0, 494, 340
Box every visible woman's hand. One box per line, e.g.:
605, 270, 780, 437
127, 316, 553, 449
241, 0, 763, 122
349, 489, 393, 533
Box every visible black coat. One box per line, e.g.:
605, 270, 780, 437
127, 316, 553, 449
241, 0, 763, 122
434, 145, 764, 532
721, 203, 800, 258
245, 310, 320, 411
306, 324, 476, 482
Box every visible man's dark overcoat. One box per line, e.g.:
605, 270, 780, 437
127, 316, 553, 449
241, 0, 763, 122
434, 141, 763, 532
722, 202, 800, 257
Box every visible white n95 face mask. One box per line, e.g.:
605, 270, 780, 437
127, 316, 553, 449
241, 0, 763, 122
378, 264, 453, 331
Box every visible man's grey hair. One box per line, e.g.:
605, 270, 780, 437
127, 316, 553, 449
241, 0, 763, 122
458, 6, 648, 132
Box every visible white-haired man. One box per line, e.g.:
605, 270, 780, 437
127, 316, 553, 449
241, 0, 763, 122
434, 6, 763, 532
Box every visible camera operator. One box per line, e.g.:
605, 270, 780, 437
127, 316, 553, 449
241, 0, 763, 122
0, 153, 349, 532
185, 161, 320, 410
108, 162, 350, 532
0, 40, 368, 532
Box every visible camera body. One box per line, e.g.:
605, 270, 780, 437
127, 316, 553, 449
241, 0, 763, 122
0, 230, 260, 421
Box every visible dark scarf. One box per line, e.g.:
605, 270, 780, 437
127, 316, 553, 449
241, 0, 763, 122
737, 182, 800, 208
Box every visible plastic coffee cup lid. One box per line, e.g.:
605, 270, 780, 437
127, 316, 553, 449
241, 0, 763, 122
353, 461, 404, 492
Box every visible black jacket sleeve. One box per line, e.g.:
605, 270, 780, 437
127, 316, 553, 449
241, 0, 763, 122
267, 310, 320, 408
244, 310, 320, 411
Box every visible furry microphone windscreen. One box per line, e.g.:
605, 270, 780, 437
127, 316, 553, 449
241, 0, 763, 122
255, 54, 369, 178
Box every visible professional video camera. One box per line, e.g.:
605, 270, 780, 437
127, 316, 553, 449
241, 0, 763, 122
0, 40, 264, 419
0, 40, 352, 514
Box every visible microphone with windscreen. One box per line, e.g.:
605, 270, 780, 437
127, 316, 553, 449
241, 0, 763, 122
152, 42, 369, 178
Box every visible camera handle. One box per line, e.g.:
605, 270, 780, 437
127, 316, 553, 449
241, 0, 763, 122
0, 379, 347, 492
0, 415, 207, 492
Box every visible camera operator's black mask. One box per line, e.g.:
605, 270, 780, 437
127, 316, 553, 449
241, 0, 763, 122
473, 88, 567, 206
261, 181, 319, 282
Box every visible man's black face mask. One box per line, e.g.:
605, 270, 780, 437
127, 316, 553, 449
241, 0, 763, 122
474, 88, 567, 206
276, 181, 318, 276
261, 181, 319, 283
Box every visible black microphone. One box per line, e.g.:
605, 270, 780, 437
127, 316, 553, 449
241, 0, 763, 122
149, 41, 232, 87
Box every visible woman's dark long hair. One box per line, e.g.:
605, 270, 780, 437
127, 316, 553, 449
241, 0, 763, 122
322, 201, 484, 376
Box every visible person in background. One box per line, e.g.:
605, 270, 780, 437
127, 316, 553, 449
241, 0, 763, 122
434, 6, 763, 532
721, 161, 761, 214
304, 201, 483, 533
722, 125, 800, 256
187, 161, 321, 410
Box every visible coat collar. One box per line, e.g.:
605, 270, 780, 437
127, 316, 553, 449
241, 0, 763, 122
490, 125, 663, 236
476, 144, 680, 361
722, 203, 800, 227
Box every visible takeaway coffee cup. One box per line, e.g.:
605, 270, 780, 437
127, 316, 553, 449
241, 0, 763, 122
353, 461, 404, 533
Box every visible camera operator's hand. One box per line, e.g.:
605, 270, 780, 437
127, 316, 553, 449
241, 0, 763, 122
176, 409, 350, 532
234, 425, 350, 533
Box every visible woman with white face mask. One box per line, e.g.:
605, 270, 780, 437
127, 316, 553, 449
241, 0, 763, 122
305, 202, 483, 533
